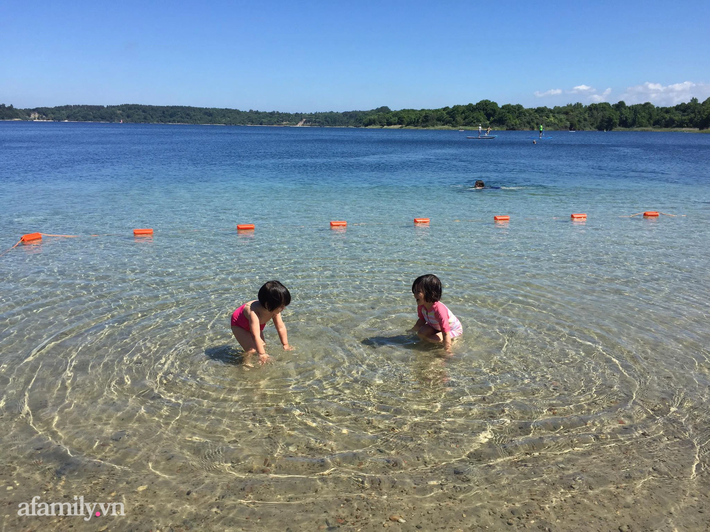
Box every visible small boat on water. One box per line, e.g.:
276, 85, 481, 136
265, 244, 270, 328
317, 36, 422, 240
466, 136, 497, 140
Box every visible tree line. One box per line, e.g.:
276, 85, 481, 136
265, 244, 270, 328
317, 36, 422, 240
1, 99, 709, 130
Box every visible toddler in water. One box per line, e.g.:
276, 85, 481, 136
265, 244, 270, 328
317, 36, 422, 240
410, 274, 463, 353
231, 280, 292, 365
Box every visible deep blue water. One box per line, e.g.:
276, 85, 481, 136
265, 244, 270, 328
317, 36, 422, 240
2, 123, 708, 237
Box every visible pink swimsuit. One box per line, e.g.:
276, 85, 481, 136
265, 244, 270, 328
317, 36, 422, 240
417, 301, 463, 338
231, 303, 266, 332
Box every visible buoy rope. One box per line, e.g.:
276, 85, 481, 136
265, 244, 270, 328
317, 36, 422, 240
621, 212, 683, 218
0, 240, 22, 258
619, 211, 685, 218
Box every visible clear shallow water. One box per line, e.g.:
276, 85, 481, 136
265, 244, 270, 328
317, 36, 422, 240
1, 122, 710, 530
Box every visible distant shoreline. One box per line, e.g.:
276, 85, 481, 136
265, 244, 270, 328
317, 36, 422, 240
1, 119, 708, 133
3, 99, 708, 131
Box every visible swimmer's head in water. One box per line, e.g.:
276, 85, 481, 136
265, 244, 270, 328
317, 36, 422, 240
474, 180, 485, 189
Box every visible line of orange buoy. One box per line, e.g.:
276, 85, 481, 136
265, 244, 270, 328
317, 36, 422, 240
4, 211, 682, 257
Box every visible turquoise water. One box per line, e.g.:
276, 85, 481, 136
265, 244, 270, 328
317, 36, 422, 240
1, 122, 710, 530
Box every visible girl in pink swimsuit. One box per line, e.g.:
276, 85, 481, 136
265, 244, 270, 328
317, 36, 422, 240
410, 274, 463, 354
231, 280, 292, 365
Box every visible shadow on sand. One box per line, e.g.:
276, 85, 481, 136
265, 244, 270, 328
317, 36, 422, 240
361, 334, 419, 349
205, 344, 247, 366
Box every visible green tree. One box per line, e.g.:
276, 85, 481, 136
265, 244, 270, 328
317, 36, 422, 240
614, 101, 633, 128
699, 97, 710, 130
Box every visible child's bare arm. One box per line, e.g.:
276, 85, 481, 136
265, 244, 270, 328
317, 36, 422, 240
248, 310, 270, 363
442, 331, 452, 353
273, 313, 292, 350
410, 318, 425, 332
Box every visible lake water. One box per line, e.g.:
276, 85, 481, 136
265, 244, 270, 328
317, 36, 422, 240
1, 122, 710, 530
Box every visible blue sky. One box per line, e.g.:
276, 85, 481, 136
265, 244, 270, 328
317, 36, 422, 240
2, 0, 709, 111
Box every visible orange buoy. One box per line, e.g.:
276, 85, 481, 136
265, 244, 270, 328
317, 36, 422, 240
330, 221, 347, 228
643, 211, 659, 217
571, 213, 587, 220
237, 224, 255, 231
133, 228, 154, 236
21, 232, 42, 243
414, 218, 430, 224
494, 215, 510, 222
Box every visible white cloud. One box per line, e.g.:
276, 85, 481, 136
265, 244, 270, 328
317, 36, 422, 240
536, 84, 608, 101
534, 89, 563, 97
619, 81, 710, 106
534, 82, 709, 105
589, 88, 612, 103
571, 85, 594, 93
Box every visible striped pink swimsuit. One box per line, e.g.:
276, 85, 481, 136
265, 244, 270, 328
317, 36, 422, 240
417, 302, 463, 338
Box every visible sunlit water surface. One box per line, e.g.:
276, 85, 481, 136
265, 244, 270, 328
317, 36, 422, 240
1, 123, 710, 530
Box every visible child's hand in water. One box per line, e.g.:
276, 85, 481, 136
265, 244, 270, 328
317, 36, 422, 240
258, 353, 272, 365
283, 344, 294, 351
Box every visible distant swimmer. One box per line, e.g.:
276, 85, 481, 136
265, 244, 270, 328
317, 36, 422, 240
486, 126, 492, 136
478, 124, 482, 138
539, 124, 544, 138
471, 180, 500, 190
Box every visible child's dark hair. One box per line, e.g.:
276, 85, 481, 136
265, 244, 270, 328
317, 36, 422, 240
412, 274, 442, 303
258, 280, 291, 311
